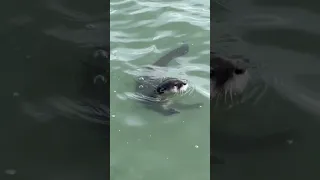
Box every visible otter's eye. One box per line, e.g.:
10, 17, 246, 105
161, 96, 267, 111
234, 68, 245, 75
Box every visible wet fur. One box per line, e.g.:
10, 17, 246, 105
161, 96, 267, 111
136, 44, 203, 116
210, 52, 249, 104
210, 51, 296, 165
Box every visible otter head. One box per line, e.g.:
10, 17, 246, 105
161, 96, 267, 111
155, 78, 189, 96
211, 53, 250, 97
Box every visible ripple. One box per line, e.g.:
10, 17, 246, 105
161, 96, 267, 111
46, 0, 107, 22
110, 0, 210, 178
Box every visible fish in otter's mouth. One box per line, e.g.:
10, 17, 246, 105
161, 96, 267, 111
211, 52, 250, 103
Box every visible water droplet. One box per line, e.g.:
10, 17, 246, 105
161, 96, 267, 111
111, 115, 115, 118
195, 145, 199, 148
118, 129, 121, 132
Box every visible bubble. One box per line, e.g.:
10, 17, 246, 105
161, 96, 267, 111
93, 75, 106, 84
195, 145, 199, 148
139, 85, 143, 89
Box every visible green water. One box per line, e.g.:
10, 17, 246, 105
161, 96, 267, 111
110, 0, 210, 179
1, 0, 320, 179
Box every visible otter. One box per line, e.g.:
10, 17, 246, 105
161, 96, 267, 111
134, 44, 203, 116
210, 51, 250, 100
210, 52, 298, 165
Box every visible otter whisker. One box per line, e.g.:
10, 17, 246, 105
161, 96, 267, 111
224, 90, 228, 104
215, 93, 220, 107
185, 89, 190, 96
230, 89, 233, 104
230, 83, 234, 104
189, 88, 194, 95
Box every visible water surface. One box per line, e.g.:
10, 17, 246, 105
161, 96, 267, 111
0, 0, 109, 179
110, 0, 210, 179
212, 0, 320, 179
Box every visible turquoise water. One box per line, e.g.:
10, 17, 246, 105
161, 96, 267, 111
110, 0, 210, 179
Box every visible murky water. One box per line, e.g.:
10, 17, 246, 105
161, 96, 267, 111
212, 0, 320, 179
0, 0, 108, 179
1, 0, 320, 179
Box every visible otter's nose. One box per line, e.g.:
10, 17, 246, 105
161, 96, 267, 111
181, 79, 188, 84
234, 68, 245, 75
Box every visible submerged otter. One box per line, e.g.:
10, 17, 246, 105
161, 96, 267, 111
210, 52, 297, 165
134, 44, 203, 116
210, 52, 250, 100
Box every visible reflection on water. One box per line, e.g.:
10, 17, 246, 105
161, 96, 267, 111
212, 0, 320, 179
